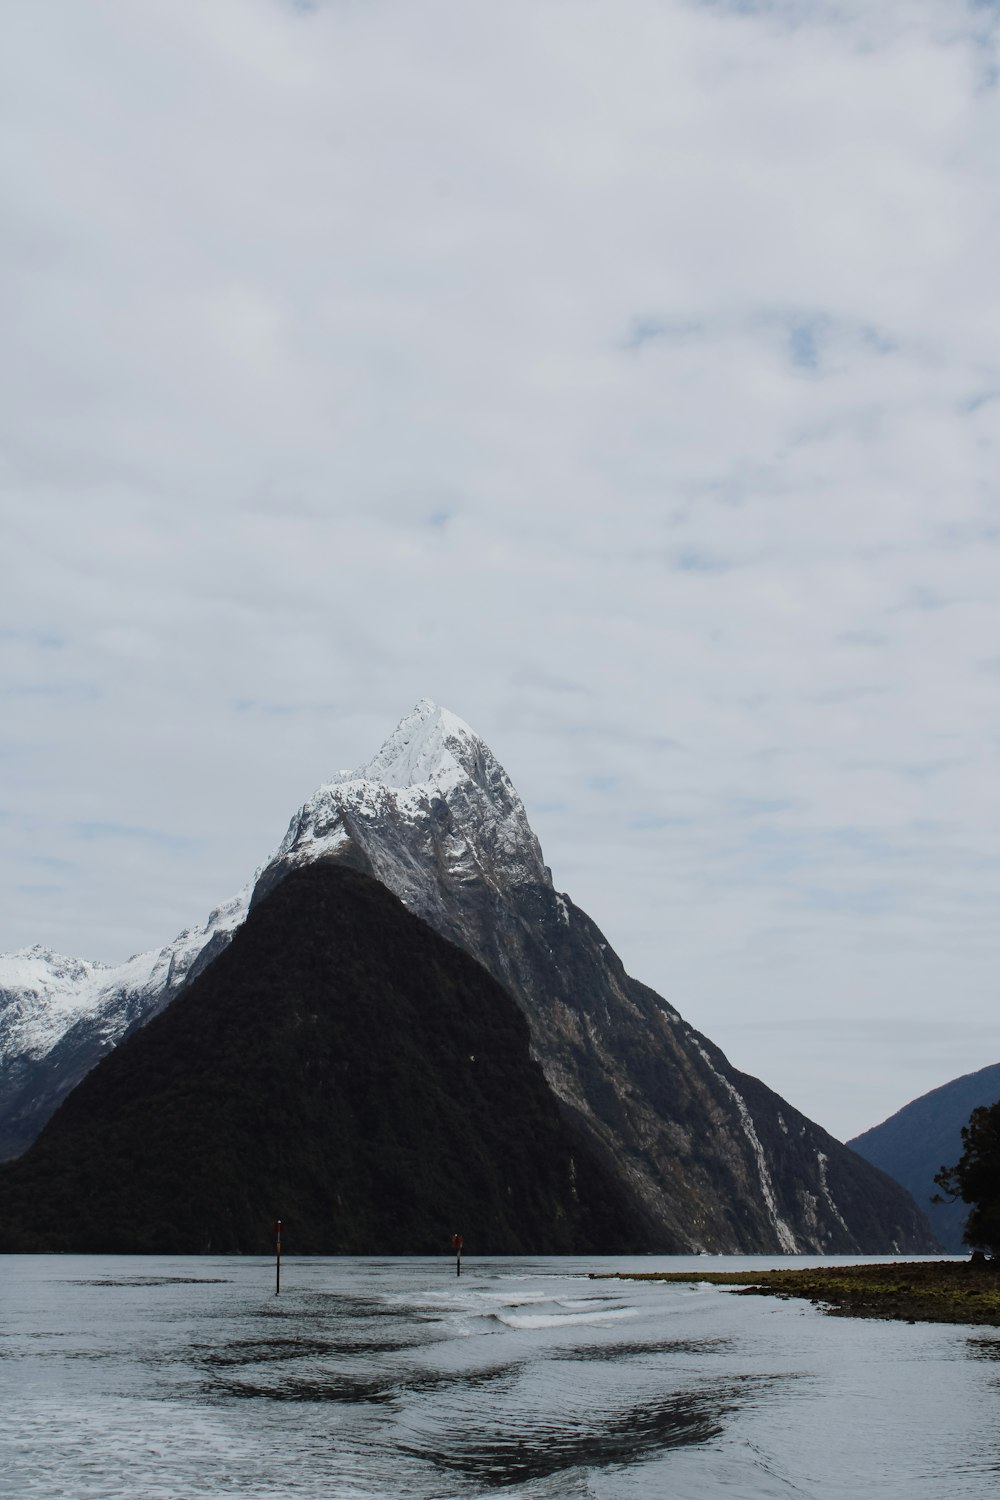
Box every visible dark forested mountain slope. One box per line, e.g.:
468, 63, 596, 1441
850, 1062, 1000, 1252
0, 865, 647, 1255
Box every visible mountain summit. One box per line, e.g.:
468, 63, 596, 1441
263, 698, 549, 907
0, 701, 935, 1253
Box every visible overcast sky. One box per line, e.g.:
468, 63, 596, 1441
3, 0, 999, 1142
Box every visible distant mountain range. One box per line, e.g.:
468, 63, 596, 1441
0, 700, 936, 1254
849, 1062, 1000, 1252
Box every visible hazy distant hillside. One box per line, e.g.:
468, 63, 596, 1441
849, 1062, 1000, 1252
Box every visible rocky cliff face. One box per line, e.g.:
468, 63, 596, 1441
0, 699, 935, 1252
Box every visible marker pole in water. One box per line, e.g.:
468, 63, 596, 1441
451, 1231, 463, 1277
274, 1219, 282, 1296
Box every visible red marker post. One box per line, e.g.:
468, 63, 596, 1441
451, 1231, 463, 1278
274, 1219, 283, 1296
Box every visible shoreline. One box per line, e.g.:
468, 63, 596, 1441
591, 1259, 1000, 1327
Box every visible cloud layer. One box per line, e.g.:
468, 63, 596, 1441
2, 0, 999, 1138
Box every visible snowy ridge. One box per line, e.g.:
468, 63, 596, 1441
0, 882, 254, 1066
0, 948, 113, 1060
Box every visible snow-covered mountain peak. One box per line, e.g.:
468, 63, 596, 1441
331, 700, 489, 798
273, 701, 549, 895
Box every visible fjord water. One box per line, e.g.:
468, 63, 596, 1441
3, 1256, 997, 1498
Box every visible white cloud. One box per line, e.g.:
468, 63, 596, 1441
2, 0, 999, 1138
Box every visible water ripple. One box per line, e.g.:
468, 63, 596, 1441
399, 1386, 736, 1485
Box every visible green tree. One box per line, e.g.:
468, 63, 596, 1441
934, 1100, 1000, 1256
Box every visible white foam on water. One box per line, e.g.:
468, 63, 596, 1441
491, 1305, 640, 1330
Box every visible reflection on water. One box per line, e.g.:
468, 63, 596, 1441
2, 1254, 998, 1498
75, 1276, 234, 1287
400, 1385, 747, 1487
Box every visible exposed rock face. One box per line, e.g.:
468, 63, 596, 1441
0, 699, 936, 1252
850, 1062, 1000, 1252
0, 866, 645, 1255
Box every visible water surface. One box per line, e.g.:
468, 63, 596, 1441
3, 1254, 997, 1497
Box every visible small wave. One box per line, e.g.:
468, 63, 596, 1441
478, 1291, 556, 1305
549, 1335, 735, 1362
491, 1306, 639, 1330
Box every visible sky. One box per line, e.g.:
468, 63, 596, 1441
3, 0, 999, 1143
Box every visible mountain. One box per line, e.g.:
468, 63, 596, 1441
0, 864, 645, 1254
250, 701, 933, 1253
0, 699, 936, 1253
849, 1062, 1000, 1252
0, 885, 251, 1159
